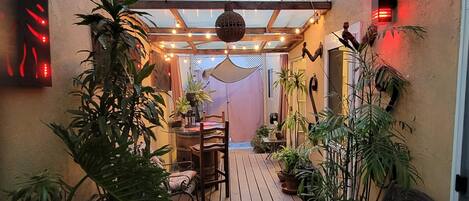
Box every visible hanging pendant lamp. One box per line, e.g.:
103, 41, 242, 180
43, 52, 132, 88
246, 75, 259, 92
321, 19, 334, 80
215, 3, 246, 43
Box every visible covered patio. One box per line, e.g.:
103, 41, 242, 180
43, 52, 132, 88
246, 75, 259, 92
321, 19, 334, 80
0, 0, 465, 201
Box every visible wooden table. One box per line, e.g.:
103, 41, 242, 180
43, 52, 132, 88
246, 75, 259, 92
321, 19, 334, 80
170, 122, 224, 182
262, 137, 286, 160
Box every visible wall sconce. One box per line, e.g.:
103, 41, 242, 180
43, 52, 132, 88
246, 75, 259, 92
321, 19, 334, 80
372, 0, 397, 23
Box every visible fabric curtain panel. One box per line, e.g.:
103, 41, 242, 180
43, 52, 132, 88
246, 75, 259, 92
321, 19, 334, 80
279, 54, 289, 123
170, 56, 183, 104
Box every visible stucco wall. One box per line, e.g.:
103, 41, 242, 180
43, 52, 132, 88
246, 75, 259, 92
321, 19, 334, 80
289, 0, 461, 200
0, 0, 95, 199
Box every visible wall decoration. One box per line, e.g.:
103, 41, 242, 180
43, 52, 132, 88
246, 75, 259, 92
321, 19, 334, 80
0, 0, 51, 87
372, 0, 397, 23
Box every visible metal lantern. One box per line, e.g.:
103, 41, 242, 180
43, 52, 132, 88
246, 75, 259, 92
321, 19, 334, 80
215, 3, 246, 43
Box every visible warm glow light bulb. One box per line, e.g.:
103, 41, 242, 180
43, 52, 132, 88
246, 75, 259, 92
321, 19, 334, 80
254, 45, 260, 50
172, 29, 177, 34
231, 45, 237, 49
242, 46, 247, 50
211, 57, 215, 61
309, 18, 314, 24
175, 23, 181, 28
224, 50, 228, 54
205, 33, 211, 39
267, 42, 272, 46
188, 33, 193, 37
295, 28, 300, 34
183, 59, 188, 63
171, 43, 176, 48
170, 53, 174, 58
280, 36, 285, 42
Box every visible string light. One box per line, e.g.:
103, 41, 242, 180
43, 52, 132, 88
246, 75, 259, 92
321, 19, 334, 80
267, 42, 272, 46
197, 60, 202, 64
171, 43, 176, 48
295, 28, 300, 34
211, 57, 215, 61
242, 46, 247, 50
170, 53, 174, 58
188, 32, 192, 37
172, 29, 177, 34
160, 44, 165, 48
183, 59, 188, 63
280, 36, 285, 42
254, 45, 260, 50
205, 33, 211, 39
231, 45, 237, 49
224, 50, 228, 54
309, 18, 314, 24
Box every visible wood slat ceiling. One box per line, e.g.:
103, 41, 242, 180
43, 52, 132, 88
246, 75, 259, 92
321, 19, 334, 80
132, 1, 331, 55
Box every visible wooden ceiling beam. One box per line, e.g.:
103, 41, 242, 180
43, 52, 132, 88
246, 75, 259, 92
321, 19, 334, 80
130, 1, 332, 10
267, 10, 280, 32
164, 48, 288, 55
150, 27, 299, 34
169, 9, 188, 30
149, 34, 303, 42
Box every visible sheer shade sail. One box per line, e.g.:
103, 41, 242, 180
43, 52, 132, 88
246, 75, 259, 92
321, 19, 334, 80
203, 57, 260, 83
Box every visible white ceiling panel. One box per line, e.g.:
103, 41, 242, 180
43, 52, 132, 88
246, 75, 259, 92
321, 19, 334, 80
273, 10, 314, 27
135, 9, 177, 27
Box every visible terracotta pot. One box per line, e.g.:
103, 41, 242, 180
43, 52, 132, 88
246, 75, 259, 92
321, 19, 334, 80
281, 173, 299, 195
277, 171, 286, 182
275, 131, 283, 140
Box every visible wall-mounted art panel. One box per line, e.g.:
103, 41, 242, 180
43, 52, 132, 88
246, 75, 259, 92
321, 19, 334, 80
0, 0, 51, 87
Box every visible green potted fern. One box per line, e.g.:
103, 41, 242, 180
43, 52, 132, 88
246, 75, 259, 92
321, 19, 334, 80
273, 146, 311, 194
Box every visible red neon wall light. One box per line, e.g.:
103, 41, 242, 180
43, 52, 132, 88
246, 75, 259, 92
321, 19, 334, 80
372, 0, 397, 23
0, 0, 51, 87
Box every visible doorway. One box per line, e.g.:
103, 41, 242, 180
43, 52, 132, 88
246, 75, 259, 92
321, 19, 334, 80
451, 1, 469, 200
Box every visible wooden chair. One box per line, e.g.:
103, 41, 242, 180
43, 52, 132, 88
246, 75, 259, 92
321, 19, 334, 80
201, 111, 225, 123
190, 122, 230, 201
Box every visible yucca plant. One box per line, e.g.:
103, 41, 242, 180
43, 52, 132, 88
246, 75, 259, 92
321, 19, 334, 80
299, 23, 427, 201
47, 0, 170, 200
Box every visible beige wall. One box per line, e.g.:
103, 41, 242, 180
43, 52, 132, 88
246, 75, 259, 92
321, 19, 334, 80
289, 0, 461, 200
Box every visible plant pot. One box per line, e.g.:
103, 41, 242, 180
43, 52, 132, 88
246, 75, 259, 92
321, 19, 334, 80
277, 171, 286, 182
281, 173, 299, 195
185, 93, 197, 107
275, 131, 283, 140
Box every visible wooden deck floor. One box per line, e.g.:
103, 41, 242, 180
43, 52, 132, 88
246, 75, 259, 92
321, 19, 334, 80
173, 150, 301, 201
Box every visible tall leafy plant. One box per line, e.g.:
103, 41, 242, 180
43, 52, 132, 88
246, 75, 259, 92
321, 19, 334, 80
300, 24, 426, 201
275, 69, 308, 147
47, 0, 170, 200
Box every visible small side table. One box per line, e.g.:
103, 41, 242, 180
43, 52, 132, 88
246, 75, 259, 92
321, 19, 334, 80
262, 137, 286, 160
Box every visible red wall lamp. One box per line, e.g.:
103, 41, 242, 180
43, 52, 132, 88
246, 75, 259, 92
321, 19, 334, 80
372, 0, 397, 23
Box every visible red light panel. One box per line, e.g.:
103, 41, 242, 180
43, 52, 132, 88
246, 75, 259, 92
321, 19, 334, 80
0, 1, 51, 87
372, 0, 397, 24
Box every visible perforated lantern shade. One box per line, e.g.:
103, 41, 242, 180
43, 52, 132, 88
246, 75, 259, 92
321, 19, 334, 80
215, 4, 246, 43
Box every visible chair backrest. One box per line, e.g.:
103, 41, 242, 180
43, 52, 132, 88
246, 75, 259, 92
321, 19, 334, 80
198, 121, 229, 153
202, 111, 225, 123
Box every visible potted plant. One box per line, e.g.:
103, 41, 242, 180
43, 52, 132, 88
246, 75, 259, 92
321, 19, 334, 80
273, 146, 311, 194
274, 69, 308, 147
6, 170, 69, 201
251, 125, 272, 153
170, 96, 191, 128
184, 73, 214, 122
46, 1, 171, 200
299, 23, 427, 201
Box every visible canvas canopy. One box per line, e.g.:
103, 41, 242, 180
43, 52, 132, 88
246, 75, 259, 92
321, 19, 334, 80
203, 57, 260, 83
